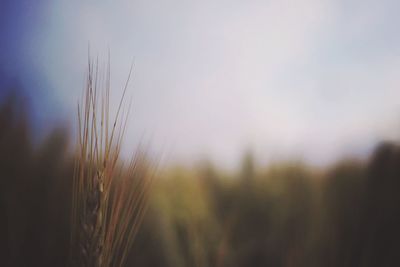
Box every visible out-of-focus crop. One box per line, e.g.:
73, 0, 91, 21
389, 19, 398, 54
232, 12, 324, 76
1, 87, 400, 267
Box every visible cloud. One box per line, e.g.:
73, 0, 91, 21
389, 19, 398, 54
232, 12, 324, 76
25, 0, 400, 167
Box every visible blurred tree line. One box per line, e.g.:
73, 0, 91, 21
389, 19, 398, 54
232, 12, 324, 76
1, 91, 400, 267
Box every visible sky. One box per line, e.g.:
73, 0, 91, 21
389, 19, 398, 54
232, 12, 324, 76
1, 0, 400, 168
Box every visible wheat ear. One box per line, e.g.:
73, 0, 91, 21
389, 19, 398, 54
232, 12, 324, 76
70, 57, 154, 267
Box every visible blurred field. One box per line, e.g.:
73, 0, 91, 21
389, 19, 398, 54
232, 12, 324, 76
1, 91, 400, 267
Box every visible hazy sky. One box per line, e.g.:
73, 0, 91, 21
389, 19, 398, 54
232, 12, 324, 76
2, 0, 400, 168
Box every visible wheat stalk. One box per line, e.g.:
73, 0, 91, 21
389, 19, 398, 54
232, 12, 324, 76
70, 57, 154, 267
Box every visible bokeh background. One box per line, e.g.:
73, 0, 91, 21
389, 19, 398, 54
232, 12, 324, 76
1, 0, 400, 266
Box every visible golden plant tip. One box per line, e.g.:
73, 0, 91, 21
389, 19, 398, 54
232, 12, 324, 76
70, 56, 155, 267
